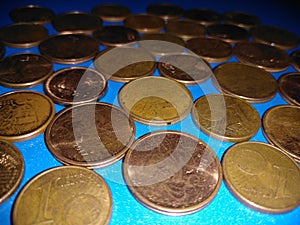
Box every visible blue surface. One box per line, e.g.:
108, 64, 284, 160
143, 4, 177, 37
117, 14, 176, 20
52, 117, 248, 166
0, 0, 300, 225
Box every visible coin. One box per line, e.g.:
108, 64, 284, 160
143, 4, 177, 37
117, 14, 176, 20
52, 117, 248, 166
146, 3, 183, 21
124, 14, 165, 34
45, 102, 135, 168
186, 37, 232, 63
234, 42, 290, 72
118, 76, 193, 125
262, 105, 300, 162
278, 72, 300, 106
0, 23, 48, 48
213, 62, 277, 103
0, 42, 5, 59
0, 140, 24, 204
290, 50, 300, 72
223, 11, 260, 29
0, 53, 53, 88
123, 130, 222, 215
222, 141, 300, 213
0, 91, 55, 142
183, 8, 221, 26
44, 67, 107, 105
12, 166, 112, 225
39, 34, 99, 64
192, 94, 261, 142
206, 24, 249, 43
92, 4, 131, 22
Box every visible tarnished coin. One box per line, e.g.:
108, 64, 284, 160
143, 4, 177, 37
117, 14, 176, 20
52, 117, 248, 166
123, 130, 222, 215
146, 3, 183, 21
0, 91, 55, 142
262, 105, 300, 162
278, 72, 300, 106
44, 67, 107, 105
183, 8, 221, 26
118, 76, 193, 125
213, 62, 277, 103
0, 53, 53, 88
12, 166, 112, 225
206, 24, 249, 43
222, 141, 300, 213
0, 23, 48, 48
223, 11, 260, 29
39, 34, 99, 64
45, 102, 135, 168
192, 94, 261, 142
290, 50, 300, 72
234, 42, 290, 72
0, 42, 5, 59
124, 14, 165, 34
0, 140, 24, 204
92, 4, 131, 22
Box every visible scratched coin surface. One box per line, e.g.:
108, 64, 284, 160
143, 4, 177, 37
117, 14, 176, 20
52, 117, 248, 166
0, 91, 55, 142
146, 3, 183, 21
0, 53, 53, 88
92, 4, 131, 22
0, 140, 24, 204
124, 14, 165, 34
123, 130, 222, 215
118, 76, 193, 125
222, 141, 300, 213
278, 72, 300, 106
45, 102, 135, 168
192, 94, 260, 142
262, 105, 300, 162
223, 11, 260, 29
12, 166, 112, 225
290, 50, 300, 72
183, 8, 221, 26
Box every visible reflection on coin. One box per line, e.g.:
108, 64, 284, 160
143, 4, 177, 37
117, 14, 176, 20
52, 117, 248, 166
0, 23, 48, 48
39, 34, 99, 64
213, 62, 277, 103
92, 4, 131, 22
278, 72, 300, 106
146, 3, 183, 21
0, 42, 5, 59
124, 14, 165, 33
192, 94, 260, 142
45, 102, 135, 168
0, 91, 55, 142
0, 140, 24, 204
12, 166, 112, 225
123, 130, 222, 215
183, 8, 221, 26
0, 53, 53, 88
262, 105, 300, 162
290, 50, 300, 72
44, 67, 107, 105
206, 24, 249, 43
223, 11, 260, 29
222, 141, 300, 213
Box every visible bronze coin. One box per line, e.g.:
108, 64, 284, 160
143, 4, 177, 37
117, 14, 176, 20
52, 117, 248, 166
206, 24, 249, 43
0, 53, 53, 88
290, 50, 300, 72
234, 42, 290, 72
278, 72, 300, 106
146, 3, 183, 21
183, 8, 221, 26
45, 102, 136, 168
39, 34, 99, 64
124, 14, 165, 34
0, 42, 5, 59
44, 67, 107, 105
123, 130, 222, 215
223, 11, 261, 29
92, 4, 131, 22
0, 23, 48, 48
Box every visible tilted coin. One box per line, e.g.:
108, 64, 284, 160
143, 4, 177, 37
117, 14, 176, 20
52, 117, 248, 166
124, 14, 165, 34
12, 166, 112, 225
290, 50, 300, 72
206, 24, 249, 43
0, 42, 5, 59
0, 53, 53, 88
223, 11, 260, 29
0, 91, 55, 142
92, 4, 131, 22
222, 141, 300, 213
123, 130, 222, 215
278, 72, 300, 106
183, 8, 221, 26
146, 3, 183, 21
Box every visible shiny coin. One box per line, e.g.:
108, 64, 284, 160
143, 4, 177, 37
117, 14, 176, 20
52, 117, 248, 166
206, 24, 249, 43
124, 14, 165, 34
0, 91, 55, 142
222, 141, 300, 213
0, 53, 53, 88
278, 72, 300, 106
12, 166, 112, 225
45, 102, 135, 168
44, 67, 107, 105
92, 4, 131, 22
118, 76, 193, 125
146, 3, 183, 21
192, 94, 260, 142
213, 62, 277, 103
290, 50, 300, 72
123, 130, 222, 215
183, 8, 221, 26
262, 105, 300, 162
223, 11, 260, 29
0, 42, 5, 59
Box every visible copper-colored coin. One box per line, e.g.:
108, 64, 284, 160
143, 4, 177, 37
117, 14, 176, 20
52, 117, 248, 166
0, 53, 53, 88
262, 105, 300, 162
124, 14, 165, 34
0, 139, 24, 204
45, 102, 136, 168
186, 37, 232, 63
234, 42, 290, 72
290, 50, 300, 72
278, 72, 300, 106
123, 130, 222, 215
12, 166, 112, 225
92, 4, 131, 22
146, 3, 183, 21
0, 91, 55, 142
213, 62, 277, 103
223, 11, 260, 29
44, 67, 107, 105
0, 23, 48, 48
222, 141, 300, 213
183, 8, 221, 26
0, 42, 5, 59
192, 94, 261, 142
39, 34, 99, 64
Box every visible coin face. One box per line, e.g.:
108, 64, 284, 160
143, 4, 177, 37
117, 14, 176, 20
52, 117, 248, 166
146, 3, 183, 20
262, 105, 300, 162
290, 50, 300, 72
183, 8, 221, 26
0, 53, 53, 88
206, 24, 249, 43
223, 11, 260, 29
0, 91, 55, 142
45, 102, 136, 168
92, 4, 131, 22
222, 141, 300, 213
12, 166, 112, 225
123, 130, 222, 215
0, 42, 5, 59
278, 72, 300, 106
124, 14, 165, 33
